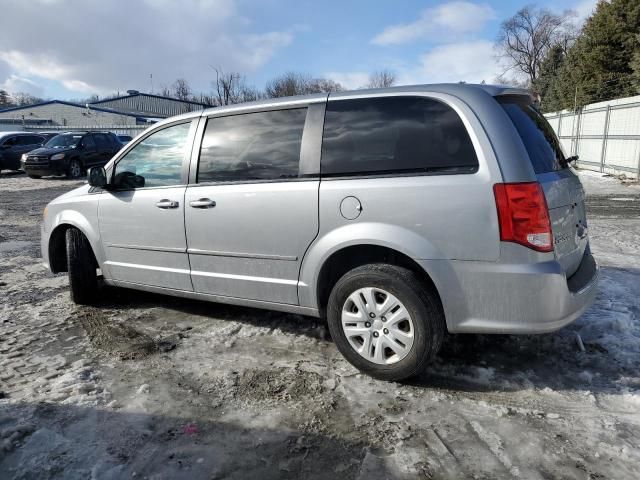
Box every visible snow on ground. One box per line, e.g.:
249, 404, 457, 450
1, 172, 639, 479
576, 167, 640, 196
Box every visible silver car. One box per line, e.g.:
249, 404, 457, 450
41, 84, 598, 381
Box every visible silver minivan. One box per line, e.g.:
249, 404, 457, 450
41, 84, 598, 380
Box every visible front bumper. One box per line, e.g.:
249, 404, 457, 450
41, 222, 51, 271
23, 158, 65, 176
421, 250, 599, 334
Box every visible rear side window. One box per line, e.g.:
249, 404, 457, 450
198, 108, 307, 183
94, 134, 109, 150
82, 135, 96, 150
17, 135, 43, 145
499, 98, 567, 174
321, 96, 478, 176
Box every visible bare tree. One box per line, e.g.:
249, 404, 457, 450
308, 78, 343, 94
496, 6, 575, 85
172, 78, 191, 101
10, 92, 44, 106
159, 85, 172, 97
367, 69, 396, 88
264, 72, 343, 98
212, 68, 260, 106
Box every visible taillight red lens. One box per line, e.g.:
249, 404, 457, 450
493, 182, 553, 252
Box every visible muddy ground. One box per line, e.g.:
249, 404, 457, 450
1, 171, 639, 479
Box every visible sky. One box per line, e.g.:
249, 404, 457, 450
0, 0, 599, 101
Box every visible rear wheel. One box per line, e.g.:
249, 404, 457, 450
67, 159, 82, 179
326, 264, 445, 381
27, 174, 41, 179
65, 228, 98, 304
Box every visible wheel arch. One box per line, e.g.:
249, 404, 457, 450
299, 223, 446, 311
48, 215, 102, 273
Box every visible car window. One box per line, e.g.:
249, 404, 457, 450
45, 134, 82, 148
197, 108, 307, 183
321, 96, 478, 176
498, 97, 567, 174
113, 122, 191, 189
93, 134, 109, 150
16, 136, 32, 146
82, 135, 96, 150
2, 136, 17, 147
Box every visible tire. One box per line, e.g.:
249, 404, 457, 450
65, 228, 98, 305
28, 174, 41, 179
67, 159, 82, 179
326, 264, 445, 382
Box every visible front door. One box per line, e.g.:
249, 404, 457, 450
184, 106, 321, 305
98, 120, 197, 291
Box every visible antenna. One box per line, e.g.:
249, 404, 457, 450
150, 73, 153, 94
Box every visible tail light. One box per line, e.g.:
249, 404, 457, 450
493, 182, 553, 252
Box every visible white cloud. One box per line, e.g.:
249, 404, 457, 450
571, 0, 599, 22
1, 74, 45, 97
0, 0, 294, 96
324, 71, 370, 90
327, 41, 500, 91
372, 1, 495, 46
399, 41, 499, 85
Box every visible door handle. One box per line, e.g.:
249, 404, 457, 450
156, 199, 179, 209
189, 198, 216, 209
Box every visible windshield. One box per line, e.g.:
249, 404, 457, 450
45, 134, 83, 148
499, 97, 567, 174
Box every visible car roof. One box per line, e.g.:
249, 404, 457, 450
200, 83, 531, 115
148, 82, 533, 131
0, 131, 35, 138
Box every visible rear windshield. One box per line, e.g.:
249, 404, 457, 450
499, 97, 567, 174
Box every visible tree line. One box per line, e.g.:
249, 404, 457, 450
0, 69, 396, 110
157, 69, 396, 107
495, 0, 640, 112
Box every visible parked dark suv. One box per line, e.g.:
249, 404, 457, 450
0, 132, 47, 172
22, 131, 121, 178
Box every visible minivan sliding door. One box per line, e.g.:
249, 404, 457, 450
184, 101, 324, 305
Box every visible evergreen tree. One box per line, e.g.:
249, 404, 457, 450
534, 44, 566, 112
557, 0, 640, 108
0, 89, 13, 109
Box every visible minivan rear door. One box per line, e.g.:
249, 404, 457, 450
499, 97, 588, 277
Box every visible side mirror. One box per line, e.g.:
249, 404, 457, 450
88, 166, 107, 188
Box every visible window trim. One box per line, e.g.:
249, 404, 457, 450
319, 95, 480, 179
188, 101, 324, 186
108, 118, 198, 191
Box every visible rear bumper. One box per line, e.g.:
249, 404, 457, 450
421, 251, 599, 334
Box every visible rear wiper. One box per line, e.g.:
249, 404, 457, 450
565, 155, 579, 164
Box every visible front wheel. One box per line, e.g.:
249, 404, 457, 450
326, 264, 445, 381
67, 159, 82, 178
65, 228, 98, 304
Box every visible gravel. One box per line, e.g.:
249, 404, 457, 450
1, 171, 639, 479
